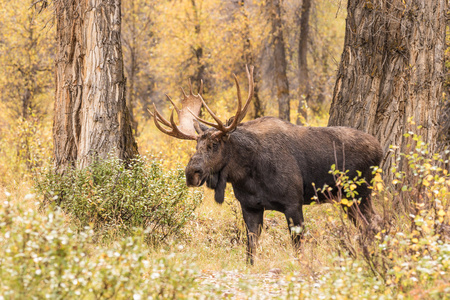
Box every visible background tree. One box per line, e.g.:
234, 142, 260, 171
53, 0, 138, 172
239, 0, 264, 119
0, 0, 54, 174
328, 0, 446, 179
122, 0, 155, 135
296, 0, 312, 125
269, 0, 290, 121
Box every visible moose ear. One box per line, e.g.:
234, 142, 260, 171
193, 120, 209, 134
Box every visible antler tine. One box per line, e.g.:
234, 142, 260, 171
219, 66, 254, 132
188, 78, 194, 95
150, 103, 197, 140
195, 94, 228, 131
166, 94, 180, 115
199, 79, 204, 96
188, 66, 254, 135
152, 110, 173, 135
148, 107, 168, 126
181, 87, 188, 98
152, 103, 172, 127
222, 73, 243, 131
188, 107, 222, 128
237, 65, 254, 124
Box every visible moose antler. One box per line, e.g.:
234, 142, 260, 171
150, 66, 254, 139
149, 80, 203, 140
189, 65, 254, 135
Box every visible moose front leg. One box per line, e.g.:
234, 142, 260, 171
242, 207, 264, 265
284, 206, 304, 252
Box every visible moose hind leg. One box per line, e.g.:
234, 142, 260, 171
284, 206, 304, 252
242, 207, 264, 265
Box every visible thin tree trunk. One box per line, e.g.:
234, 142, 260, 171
296, 0, 311, 125
240, 0, 264, 119
190, 0, 206, 91
328, 0, 445, 180
270, 0, 290, 122
126, 0, 139, 135
53, 0, 138, 173
128, 47, 138, 135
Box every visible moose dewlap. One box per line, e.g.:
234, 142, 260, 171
150, 66, 382, 265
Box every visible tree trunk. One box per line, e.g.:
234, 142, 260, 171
240, 0, 264, 119
439, 11, 450, 153
190, 0, 207, 92
296, 0, 311, 125
124, 0, 139, 135
53, 0, 138, 172
328, 0, 445, 179
270, 0, 290, 122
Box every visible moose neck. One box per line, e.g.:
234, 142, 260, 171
224, 128, 260, 183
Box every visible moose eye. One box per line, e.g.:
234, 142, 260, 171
208, 142, 219, 152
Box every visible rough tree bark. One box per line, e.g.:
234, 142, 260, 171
53, 0, 138, 172
328, 0, 446, 179
439, 9, 450, 152
296, 0, 311, 125
269, 0, 290, 122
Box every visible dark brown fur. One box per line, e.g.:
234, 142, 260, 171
185, 116, 382, 264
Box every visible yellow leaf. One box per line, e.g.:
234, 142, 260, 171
341, 198, 349, 206
350, 184, 357, 191
376, 182, 384, 191
411, 238, 418, 244
422, 179, 430, 187
438, 209, 446, 217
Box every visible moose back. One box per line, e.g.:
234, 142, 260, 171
150, 66, 382, 265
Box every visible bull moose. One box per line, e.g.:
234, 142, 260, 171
150, 66, 382, 265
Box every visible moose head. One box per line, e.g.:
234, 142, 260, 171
149, 66, 254, 204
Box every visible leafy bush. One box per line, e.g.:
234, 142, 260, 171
35, 156, 202, 244
0, 198, 199, 299
322, 131, 450, 298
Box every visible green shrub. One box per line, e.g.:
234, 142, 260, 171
34, 156, 202, 244
0, 198, 199, 299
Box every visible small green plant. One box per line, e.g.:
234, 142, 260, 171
34, 155, 202, 244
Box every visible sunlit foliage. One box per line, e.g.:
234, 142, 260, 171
0, 0, 54, 186
1, 1, 448, 299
